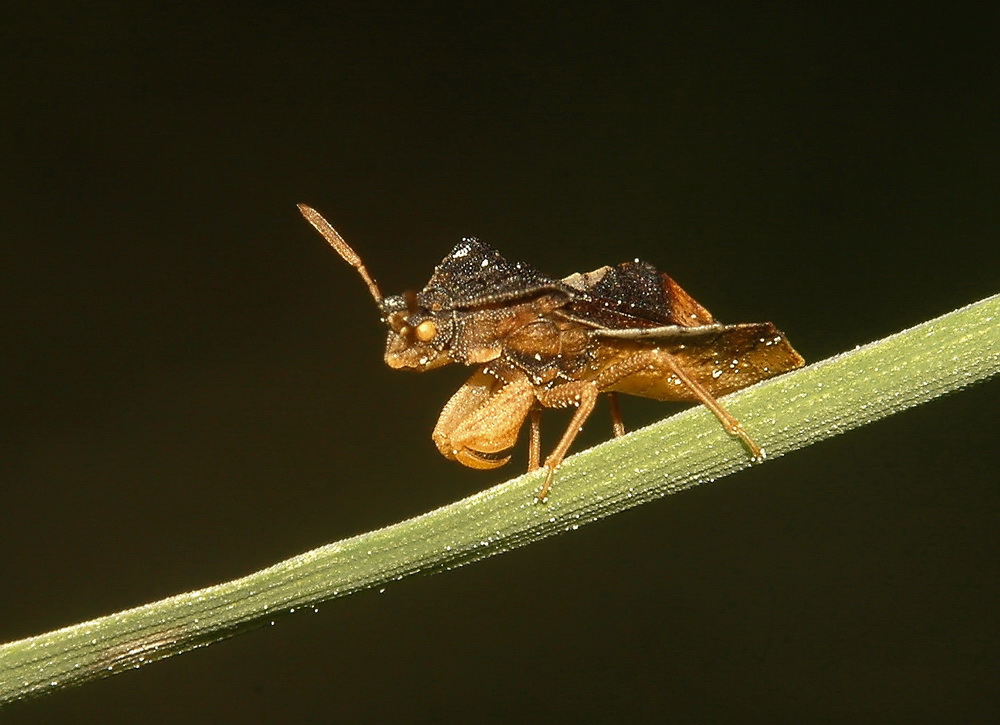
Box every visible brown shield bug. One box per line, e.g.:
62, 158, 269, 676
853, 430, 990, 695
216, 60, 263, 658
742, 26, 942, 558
299, 204, 804, 500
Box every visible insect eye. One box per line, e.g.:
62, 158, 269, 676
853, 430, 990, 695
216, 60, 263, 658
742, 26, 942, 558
415, 319, 437, 342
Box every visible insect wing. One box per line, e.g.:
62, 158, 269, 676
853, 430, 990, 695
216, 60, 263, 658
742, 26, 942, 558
559, 260, 715, 332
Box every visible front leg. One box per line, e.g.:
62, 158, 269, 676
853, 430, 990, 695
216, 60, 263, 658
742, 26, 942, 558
433, 368, 600, 499
432, 368, 537, 470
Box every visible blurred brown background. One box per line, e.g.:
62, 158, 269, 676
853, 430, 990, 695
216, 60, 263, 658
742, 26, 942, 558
2, 3, 997, 722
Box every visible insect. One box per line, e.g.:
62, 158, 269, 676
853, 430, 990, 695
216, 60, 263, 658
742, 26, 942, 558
299, 204, 804, 499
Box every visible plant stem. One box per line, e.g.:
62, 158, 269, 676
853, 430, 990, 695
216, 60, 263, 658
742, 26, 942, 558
1, 293, 997, 705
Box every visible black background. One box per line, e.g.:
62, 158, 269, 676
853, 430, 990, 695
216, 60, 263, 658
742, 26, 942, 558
2, 3, 997, 722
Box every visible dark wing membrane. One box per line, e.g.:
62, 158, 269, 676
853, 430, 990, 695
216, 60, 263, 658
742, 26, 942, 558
558, 260, 709, 330
423, 239, 572, 308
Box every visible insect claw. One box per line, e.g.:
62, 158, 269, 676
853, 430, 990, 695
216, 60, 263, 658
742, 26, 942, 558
536, 466, 557, 501
730, 424, 763, 460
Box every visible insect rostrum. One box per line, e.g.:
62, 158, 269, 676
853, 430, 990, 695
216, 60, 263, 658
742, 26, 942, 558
299, 204, 804, 500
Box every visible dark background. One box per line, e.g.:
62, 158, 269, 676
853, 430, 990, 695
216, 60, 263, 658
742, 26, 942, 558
2, 3, 997, 722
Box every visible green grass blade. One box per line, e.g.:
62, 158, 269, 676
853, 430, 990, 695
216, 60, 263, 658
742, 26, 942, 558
1, 293, 997, 705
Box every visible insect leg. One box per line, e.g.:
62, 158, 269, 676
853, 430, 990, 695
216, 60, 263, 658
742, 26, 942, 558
528, 406, 542, 471
433, 370, 536, 470
534, 381, 599, 500
607, 392, 625, 438
659, 354, 764, 460
596, 349, 764, 461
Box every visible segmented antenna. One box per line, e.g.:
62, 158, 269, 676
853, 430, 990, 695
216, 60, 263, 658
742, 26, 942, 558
297, 204, 383, 304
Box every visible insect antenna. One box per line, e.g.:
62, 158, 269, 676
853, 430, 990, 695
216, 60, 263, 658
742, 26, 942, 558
297, 204, 383, 304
